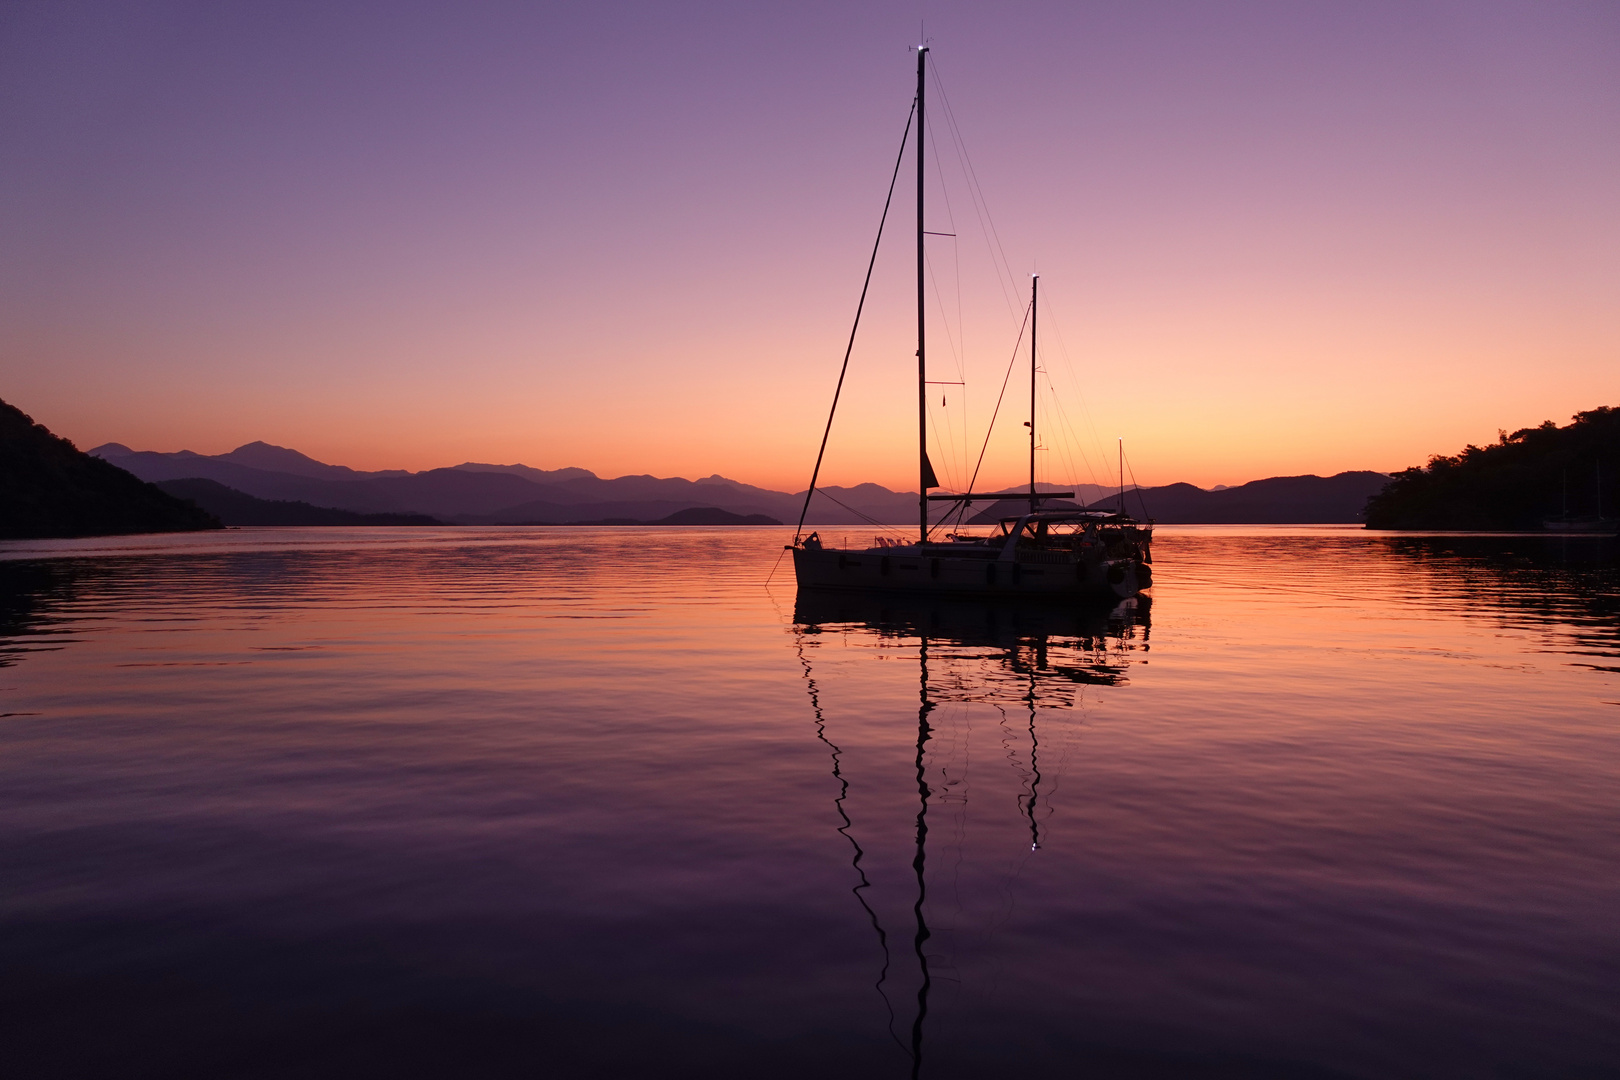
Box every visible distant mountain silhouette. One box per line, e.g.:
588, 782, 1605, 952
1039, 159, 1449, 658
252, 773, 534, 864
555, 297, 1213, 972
92, 440, 409, 482
963, 473, 1388, 524
210, 441, 413, 480
93, 442, 1387, 526
1, 400, 220, 539
156, 479, 440, 526
451, 462, 596, 484
1364, 407, 1620, 529
1141, 473, 1390, 523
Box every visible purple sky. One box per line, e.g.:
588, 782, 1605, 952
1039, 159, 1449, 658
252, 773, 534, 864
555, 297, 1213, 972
3, 1, 1617, 489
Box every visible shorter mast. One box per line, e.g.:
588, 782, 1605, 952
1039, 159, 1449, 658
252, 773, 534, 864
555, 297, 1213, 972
1118, 438, 1125, 515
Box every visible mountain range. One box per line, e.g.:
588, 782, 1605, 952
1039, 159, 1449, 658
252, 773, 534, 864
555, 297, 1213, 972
90, 442, 1390, 526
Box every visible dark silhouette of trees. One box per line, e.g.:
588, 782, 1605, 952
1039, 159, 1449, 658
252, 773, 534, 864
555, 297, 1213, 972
1364, 407, 1620, 529
0, 398, 220, 539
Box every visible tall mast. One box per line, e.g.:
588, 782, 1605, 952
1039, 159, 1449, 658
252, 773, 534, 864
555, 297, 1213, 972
1029, 275, 1038, 506
916, 46, 929, 544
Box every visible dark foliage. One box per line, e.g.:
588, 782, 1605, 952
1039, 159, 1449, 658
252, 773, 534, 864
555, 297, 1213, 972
0, 399, 220, 539
156, 478, 441, 526
1364, 406, 1620, 529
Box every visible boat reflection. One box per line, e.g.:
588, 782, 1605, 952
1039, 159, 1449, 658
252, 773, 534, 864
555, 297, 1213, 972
794, 590, 1149, 701
794, 641, 902, 1051
790, 592, 1148, 1077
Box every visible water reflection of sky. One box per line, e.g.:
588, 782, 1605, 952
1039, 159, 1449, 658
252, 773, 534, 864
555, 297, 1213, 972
0, 527, 1616, 1078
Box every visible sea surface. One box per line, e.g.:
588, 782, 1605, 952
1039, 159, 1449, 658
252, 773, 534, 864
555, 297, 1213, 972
1, 525, 1617, 1079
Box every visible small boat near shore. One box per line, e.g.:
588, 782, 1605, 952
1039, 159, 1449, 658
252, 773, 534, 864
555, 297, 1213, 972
1542, 516, 1620, 535
1544, 466, 1618, 534
788, 47, 1152, 600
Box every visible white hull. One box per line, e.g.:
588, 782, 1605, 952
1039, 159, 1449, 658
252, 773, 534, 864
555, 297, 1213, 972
1543, 518, 1620, 535
792, 544, 1146, 599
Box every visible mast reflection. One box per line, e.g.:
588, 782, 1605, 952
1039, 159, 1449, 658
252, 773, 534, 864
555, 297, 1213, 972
792, 640, 902, 1049
791, 592, 1149, 1076
910, 636, 933, 1080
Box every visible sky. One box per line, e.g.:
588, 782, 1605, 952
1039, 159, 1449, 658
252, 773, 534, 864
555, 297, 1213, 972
2, 1, 1617, 492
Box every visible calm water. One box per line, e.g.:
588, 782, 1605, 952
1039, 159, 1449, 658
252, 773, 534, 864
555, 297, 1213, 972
1, 526, 1617, 1079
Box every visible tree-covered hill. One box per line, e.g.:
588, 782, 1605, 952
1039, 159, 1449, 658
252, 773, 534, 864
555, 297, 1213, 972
1364, 407, 1620, 529
0, 398, 220, 539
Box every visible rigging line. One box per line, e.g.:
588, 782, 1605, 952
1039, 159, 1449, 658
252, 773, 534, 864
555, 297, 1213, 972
952, 207, 967, 471
810, 487, 906, 535
930, 61, 1021, 324
923, 109, 969, 389
1122, 445, 1152, 520
962, 300, 1033, 504
924, 251, 961, 487
934, 89, 1016, 325
924, 251, 967, 489
1056, 389, 1103, 495
1038, 362, 1097, 495
793, 99, 917, 542
925, 109, 958, 236
1036, 375, 1075, 488
765, 544, 788, 586
942, 396, 967, 496
1029, 280, 1089, 468
1052, 400, 1100, 497
1036, 359, 1104, 505
924, 248, 964, 376
1036, 280, 1113, 486
928, 61, 1014, 318
941, 151, 967, 392
926, 394, 960, 495
1032, 378, 1071, 495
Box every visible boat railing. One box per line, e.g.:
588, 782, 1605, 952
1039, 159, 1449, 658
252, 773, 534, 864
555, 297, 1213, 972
1016, 549, 1077, 565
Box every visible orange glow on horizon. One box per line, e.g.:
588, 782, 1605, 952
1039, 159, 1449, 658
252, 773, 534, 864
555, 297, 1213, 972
4, 6, 1616, 492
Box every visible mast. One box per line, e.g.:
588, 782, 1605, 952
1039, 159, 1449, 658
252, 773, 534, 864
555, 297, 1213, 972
1119, 438, 1125, 515
1029, 275, 1038, 506
916, 45, 929, 544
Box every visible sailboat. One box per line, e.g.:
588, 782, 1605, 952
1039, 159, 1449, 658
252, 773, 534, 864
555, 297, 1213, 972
789, 47, 1153, 600
1543, 464, 1620, 534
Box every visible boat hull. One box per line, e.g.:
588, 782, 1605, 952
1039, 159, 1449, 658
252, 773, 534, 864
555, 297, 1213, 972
791, 545, 1145, 599
1543, 518, 1620, 535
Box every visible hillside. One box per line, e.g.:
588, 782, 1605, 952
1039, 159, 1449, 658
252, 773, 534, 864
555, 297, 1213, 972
1364, 407, 1620, 529
0, 400, 220, 539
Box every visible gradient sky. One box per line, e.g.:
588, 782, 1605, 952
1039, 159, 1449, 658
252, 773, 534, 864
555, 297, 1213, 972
3, 1, 1617, 491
